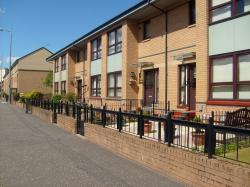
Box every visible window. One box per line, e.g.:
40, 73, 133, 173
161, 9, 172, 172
75, 51, 80, 63
55, 59, 59, 72
108, 71, 122, 97
189, 0, 196, 25
143, 20, 151, 40
77, 80, 82, 100
61, 81, 66, 96
91, 75, 101, 97
108, 27, 122, 55
210, 52, 250, 100
54, 82, 59, 94
83, 46, 87, 61
210, 0, 250, 23
61, 55, 67, 70
91, 37, 102, 61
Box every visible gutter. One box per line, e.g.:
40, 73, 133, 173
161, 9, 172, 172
47, 0, 157, 61
147, 1, 168, 110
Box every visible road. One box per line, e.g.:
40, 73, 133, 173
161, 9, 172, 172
0, 102, 184, 187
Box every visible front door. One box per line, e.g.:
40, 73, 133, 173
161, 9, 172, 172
179, 64, 196, 110
144, 69, 159, 106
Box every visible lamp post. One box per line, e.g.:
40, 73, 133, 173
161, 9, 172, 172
0, 28, 12, 104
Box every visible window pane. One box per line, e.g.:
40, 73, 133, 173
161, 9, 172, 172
108, 74, 115, 87
108, 88, 114, 97
92, 40, 97, 52
239, 85, 250, 99
117, 73, 122, 87
239, 54, 250, 81
109, 31, 115, 46
237, 0, 250, 14
117, 28, 122, 43
108, 46, 115, 54
211, 0, 231, 7
212, 85, 233, 99
211, 4, 231, 22
213, 57, 233, 83
180, 88, 186, 105
117, 88, 122, 97
116, 43, 122, 52
97, 50, 102, 59
181, 66, 186, 87
92, 89, 96, 96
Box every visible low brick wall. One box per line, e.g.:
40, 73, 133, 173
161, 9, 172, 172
31, 106, 53, 124
14, 102, 25, 109
57, 114, 76, 134
85, 123, 250, 187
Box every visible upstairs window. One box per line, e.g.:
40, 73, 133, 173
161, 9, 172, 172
108, 27, 122, 55
55, 59, 59, 72
143, 20, 151, 40
75, 51, 80, 63
210, 0, 250, 23
189, 0, 196, 25
91, 37, 102, 61
83, 45, 87, 61
61, 55, 67, 71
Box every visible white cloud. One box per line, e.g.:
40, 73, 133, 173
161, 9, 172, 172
0, 8, 5, 15
6, 57, 20, 65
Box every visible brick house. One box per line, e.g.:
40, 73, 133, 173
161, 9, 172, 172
47, 0, 250, 114
3, 47, 53, 97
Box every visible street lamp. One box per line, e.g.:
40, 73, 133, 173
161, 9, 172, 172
0, 28, 13, 104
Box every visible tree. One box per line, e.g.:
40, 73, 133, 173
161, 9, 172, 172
43, 71, 53, 88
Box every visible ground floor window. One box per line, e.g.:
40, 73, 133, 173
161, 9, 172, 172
210, 51, 250, 100
91, 75, 101, 97
61, 81, 66, 96
54, 82, 59, 94
108, 71, 122, 97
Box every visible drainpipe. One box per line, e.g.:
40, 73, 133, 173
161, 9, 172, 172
147, 1, 168, 111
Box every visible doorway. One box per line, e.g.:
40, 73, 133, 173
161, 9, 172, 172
77, 79, 82, 101
179, 64, 196, 110
144, 69, 159, 106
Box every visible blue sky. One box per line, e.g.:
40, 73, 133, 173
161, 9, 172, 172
0, 0, 140, 68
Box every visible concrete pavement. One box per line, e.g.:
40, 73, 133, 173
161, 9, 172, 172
0, 103, 185, 187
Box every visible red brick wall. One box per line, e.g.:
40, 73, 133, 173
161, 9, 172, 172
57, 114, 76, 134
85, 124, 250, 187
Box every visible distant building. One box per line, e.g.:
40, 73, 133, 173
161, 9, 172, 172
0, 68, 8, 92
3, 47, 53, 96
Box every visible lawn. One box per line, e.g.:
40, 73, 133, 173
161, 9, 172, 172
225, 147, 250, 164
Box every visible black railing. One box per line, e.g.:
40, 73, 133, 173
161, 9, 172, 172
26, 99, 250, 164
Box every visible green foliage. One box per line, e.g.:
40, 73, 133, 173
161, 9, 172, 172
51, 94, 63, 103
215, 139, 250, 155
43, 71, 53, 88
13, 92, 20, 101
193, 115, 201, 123
64, 92, 76, 103
28, 91, 43, 100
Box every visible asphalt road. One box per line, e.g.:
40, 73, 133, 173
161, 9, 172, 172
0, 102, 185, 187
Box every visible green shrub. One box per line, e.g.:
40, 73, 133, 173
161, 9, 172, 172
51, 94, 63, 103
29, 91, 43, 100
64, 92, 76, 103
13, 92, 20, 101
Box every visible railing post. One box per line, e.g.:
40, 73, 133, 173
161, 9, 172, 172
166, 112, 173, 146
25, 99, 29, 114
90, 104, 93, 123
60, 101, 63, 114
139, 110, 144, 139
84, 104, 87, 122
207, 113, 215, 159
66, 102, 69, 116
158, 121, 161, 142
53, 102, 57, 123
72, 102, 76, 118
118, 108, 122, 132
102, 105, 106, 127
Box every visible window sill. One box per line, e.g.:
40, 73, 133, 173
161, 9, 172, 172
142, 38, 151, 43
89, 97, 102, 100
105, 97, 122, 101
187, 24, 196, 29
207, 100, 250, 107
